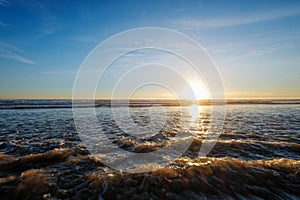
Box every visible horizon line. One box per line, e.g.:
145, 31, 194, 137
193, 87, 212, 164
1, 97, 300, 101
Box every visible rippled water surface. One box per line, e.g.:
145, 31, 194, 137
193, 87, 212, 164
0, 100, 299, 199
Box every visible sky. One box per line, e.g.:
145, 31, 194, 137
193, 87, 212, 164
0, 0, 300, 99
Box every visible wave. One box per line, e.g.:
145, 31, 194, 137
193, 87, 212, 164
0, 148, 299, 199
111, 136, 300, 160
186, 138, 300, 160
1, 99, 300, 109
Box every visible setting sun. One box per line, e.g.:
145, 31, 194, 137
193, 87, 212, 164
180, 80, 210, 100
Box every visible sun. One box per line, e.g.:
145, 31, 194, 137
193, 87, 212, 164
190, 80, 210, 100
180, 80, 209, 100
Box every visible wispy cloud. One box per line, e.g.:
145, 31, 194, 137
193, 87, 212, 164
1, 53, 35, 64
40, 70, 76, 75
19, 1, 65, 35
0, 0, 9, 7
0, 22, 9, 27
203, 27, 298, 64
214, 44, 293, 63
68, 35, 100, 44
169, 7, 300, 29
0, 41, 35, 64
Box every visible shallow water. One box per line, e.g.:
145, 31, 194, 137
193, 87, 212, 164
0, 101, 299, 199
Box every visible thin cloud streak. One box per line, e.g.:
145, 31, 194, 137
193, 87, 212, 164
0, 41, 35, 64
203, 28, 298, 64
0, 22, 9, 27
215, 44, 293, 63
68, 35, 100, 43
1, 53, 35, 64
170, 7, 300, 29
40, 70, 77, 75
20, 1, 65, 36
0, 0, 9, 7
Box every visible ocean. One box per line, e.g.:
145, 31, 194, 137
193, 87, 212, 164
0, 100, 299, 199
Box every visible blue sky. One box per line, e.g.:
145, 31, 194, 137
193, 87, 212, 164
1, 0, 300, 99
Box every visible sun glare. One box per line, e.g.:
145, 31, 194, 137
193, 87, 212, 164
181, 80, 209, 100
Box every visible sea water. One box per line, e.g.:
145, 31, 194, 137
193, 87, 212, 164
0, 100, 299, 199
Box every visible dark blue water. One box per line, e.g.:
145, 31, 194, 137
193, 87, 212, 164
0, 100, 299, 199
